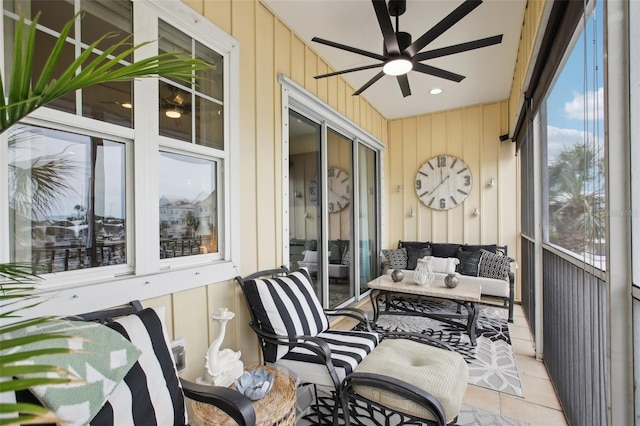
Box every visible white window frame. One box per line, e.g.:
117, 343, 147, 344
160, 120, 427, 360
0, 0, 240, 317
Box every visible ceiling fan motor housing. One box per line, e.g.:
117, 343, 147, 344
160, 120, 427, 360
388, 0, 407, 17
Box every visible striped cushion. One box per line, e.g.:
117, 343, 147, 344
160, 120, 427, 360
278, 329, 379, 387
243, 268, 329, 362
90, 307, 187, 426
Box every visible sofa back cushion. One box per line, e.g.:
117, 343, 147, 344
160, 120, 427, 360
242, 268, 329, 362
405, 246, 432, 270
461, 244, 498, 254
397, 240, 430, 250
430, 243, 462, 258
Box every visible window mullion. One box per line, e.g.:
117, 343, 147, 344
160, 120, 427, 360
132, 1, 160, 275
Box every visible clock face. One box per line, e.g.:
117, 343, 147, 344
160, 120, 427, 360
327, 167, 350, 213
415, 155, 472, 210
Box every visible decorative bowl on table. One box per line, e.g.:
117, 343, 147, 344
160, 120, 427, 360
234, 368, 274, 400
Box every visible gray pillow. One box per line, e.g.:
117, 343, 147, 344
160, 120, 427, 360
456, 249, 482, 276
382, 248, 408, 270
478, 249, 513, 281
406, 246, 431, 270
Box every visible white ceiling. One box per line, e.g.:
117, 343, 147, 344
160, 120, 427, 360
262, 0, 527, 120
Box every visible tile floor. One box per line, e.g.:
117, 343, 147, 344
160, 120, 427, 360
462, 304, 567, 426
331, 302, 568, 426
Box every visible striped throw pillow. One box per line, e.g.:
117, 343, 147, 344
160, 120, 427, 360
91, 306, 187, 426
243, 268, 329, 362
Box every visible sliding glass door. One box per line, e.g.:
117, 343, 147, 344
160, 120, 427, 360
286, 107, 379, 308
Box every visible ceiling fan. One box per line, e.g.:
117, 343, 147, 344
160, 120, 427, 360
312, 0, 503, 97
160, 84, 191, 119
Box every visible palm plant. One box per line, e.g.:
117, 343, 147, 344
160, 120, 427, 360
0, 12, 210, 425
548, 143, 605, 255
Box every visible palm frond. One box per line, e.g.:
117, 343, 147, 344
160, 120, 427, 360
0, 12, 211, 135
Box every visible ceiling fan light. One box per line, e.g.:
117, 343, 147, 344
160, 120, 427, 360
165, 108, 181, 119
383, 57, 413, 76
121, 102, 133, 109
429, 88, 443, 95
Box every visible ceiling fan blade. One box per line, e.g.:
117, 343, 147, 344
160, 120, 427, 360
413, 63, 465, 82
397, 74, 411, 97
372, 0, 400, 55
312, 37, 385, 61
353, 71, 385, 96
315, 63, 384, 79
404, 0, 483, 57
414, 34, 503, 62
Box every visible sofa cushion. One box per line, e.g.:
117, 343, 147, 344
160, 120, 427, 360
430, 243, 461, 258
461, 244, 498, 254
398, 240, 431, 250
406, 246, 431, 270
478, 249, 512, 281
456, 249, 482, 276
243, 268, 329, 362
382, 248, 408, 270
426, 256, 459, 274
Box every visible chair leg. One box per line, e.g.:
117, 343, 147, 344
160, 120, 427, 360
313, 384, 322, 425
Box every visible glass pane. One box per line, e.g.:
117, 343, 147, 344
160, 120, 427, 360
31, 29, 76, 114
327, 129, 353, 308
29, 0, 75, 35
195, 96, 223, 149
544, 1, 605, 269
158, 20, 192, 87
358, 145, 377, 295
159, 82, 192, 142
81, 0, 132, 60
195, 41, 223, 101
288, 110, 321, 301
8, 125, 127, 272
159, 152, 218, 258
82, 55, 133, 127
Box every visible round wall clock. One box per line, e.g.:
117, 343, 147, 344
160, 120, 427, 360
327, 167, 350, 213
415, 155, 472, 210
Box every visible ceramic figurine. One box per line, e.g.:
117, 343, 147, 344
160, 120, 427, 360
197, 307, 244, 387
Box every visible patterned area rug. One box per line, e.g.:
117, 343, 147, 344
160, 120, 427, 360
298, 385, 528, 425
354, 296, 523, 397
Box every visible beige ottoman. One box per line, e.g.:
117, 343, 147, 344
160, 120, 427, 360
346, 338, 468, 424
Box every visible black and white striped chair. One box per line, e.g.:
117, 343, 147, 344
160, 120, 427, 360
15, 301, 256, 426
237, 266, 379, 424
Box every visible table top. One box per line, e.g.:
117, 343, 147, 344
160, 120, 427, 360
192, 364, 296, 426
368, 274, 482, 302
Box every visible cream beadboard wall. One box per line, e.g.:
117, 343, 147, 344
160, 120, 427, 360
144, 0, 546, 381
143, 0, 388, 381
384, 101, 521, 298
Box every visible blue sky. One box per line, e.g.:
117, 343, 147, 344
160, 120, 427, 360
546, 0, 604, 161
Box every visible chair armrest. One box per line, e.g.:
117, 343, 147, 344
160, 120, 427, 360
381, 332, 454, 351
324, 307, 373, 332
341, 372, 447, 426
180, 378, 256, 426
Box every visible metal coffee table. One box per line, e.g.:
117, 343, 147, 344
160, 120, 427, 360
367, 274, 483, 345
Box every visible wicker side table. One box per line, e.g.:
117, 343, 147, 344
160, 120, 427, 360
191, 365, 297, 426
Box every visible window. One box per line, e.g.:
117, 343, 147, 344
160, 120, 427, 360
8, 124, 127, 272
1, 0, 239, 295
542, 0, 605, 269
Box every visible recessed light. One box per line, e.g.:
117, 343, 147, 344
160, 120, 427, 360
429, 88, 443, 95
